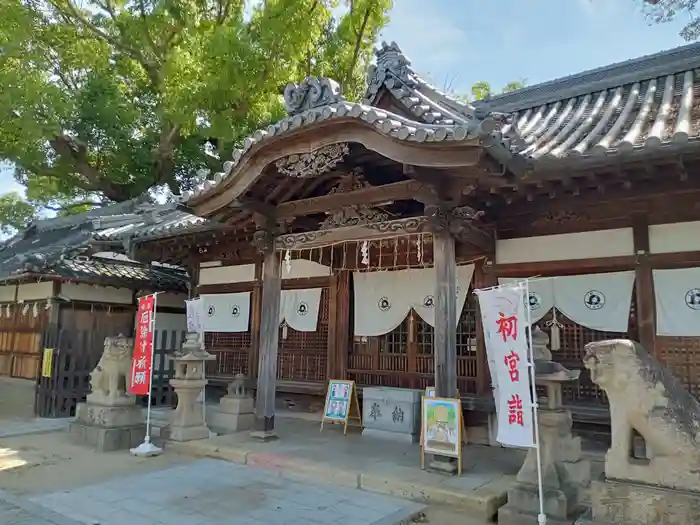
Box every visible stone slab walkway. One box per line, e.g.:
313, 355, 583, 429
168, 417, 525, 519
30, 458, 425, 525
0, 490, 82, 525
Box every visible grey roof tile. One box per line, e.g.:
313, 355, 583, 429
0, 198, 203, 289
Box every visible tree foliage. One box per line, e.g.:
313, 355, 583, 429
470, 79, 527, 101
641, 0, 700, 41
0, 192, 36, 234
0, 0, 392, 225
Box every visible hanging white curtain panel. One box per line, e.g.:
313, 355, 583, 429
353, 264, 475, 336
653, 267, 700, 336
279, 288, 323, 332
498, 277, 555, 323
413, 264, 475, 327
474, 283, 535, 448
552, 271, 635, 332
354, 270, 414, 336
185, 298, 203, 333
201, 292, 251, 333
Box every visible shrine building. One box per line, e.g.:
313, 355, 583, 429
128, 41, 700, 438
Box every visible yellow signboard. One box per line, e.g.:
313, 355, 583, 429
41, 348, 53, 378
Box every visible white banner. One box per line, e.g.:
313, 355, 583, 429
185, 298, 203, 333
475, 284, 535, 448
653, 267, 700, 336
279, 288, 323, 332
552, 271, 635, 332
498, 277, 555, 323
201, 292, 251, 333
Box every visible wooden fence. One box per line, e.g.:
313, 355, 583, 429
35, 326, 185, 418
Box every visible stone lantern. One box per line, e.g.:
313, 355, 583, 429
498, 326, 591, 525
167, 332, 216, 441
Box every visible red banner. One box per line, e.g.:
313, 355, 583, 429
129, 295, 155, 395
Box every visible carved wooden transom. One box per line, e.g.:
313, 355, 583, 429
320, 169, 390, 229
275, 143, 350, 178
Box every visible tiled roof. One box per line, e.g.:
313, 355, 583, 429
0, 198, 202, 289
179, 57, 527, 205
93, 205, 208, 241
47, 256, 189, 292
374, 41, 700, 164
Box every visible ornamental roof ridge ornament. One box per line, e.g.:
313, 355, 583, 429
364, 41, 487, 129
283, 76, 345, 116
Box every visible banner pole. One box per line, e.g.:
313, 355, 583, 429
145, 292, 157, 444
131, 292, 163, 457
523, 280, 546, 525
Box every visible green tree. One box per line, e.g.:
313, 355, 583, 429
641, 0, 700, 41
0, 192, 36, 235
0, 0, 392, 226
469, 79, 527, 101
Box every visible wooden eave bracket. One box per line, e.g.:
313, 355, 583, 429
450, 219, 494, 252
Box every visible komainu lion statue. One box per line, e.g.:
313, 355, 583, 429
227, 373, 247, 398
584, 339, 700, 492
88, 334, 135, 404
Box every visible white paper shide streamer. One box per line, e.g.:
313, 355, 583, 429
475, 284, 535, 448
185, 298, 203, 333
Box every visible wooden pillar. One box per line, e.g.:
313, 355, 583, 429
633, 215, 656, 353
326, 273, 339, 380
335, 270, 351, 379
252, 231, 282, 440
248, 258, 263, 380
433, 229, 458, 398
474, 260, 497, 396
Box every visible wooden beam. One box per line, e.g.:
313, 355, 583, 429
505, 172, 700, 216
252, 232, 282, 440
451, 220, 494, 253
276, 179, 426, 218
276, 216, 429, 251
231, 197, 277, 218
632, 215, 656, 354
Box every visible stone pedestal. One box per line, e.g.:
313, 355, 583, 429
166, 334, 216, 442
362, 387, 421, 443
208, 396, 255, 434
499, 371, 589, 525
69, 334, 146, 451
576, 478, 700, 525
70, 397, 146, 451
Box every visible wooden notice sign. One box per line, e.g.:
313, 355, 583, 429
423, 387, 467, 444
420, 396, 463, 475
321, 379, 362, 435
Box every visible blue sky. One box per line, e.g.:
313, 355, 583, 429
0, 0, 688, 201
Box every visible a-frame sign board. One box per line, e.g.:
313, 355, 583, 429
320, 379, 362, 435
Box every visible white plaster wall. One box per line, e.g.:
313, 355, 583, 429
61, 282, 133, 304
199, 263, 255, 285
137, 291, 187, 309
0, 284, 17, 303
649, 221, 700, 254
495, 228, 634, 264
16, 281, 54, 301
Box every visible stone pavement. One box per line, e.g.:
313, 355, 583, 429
0, 490, 82, 525
30, 458, 425, 525
0, 418, 69, 439
168, 417, 525, 518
